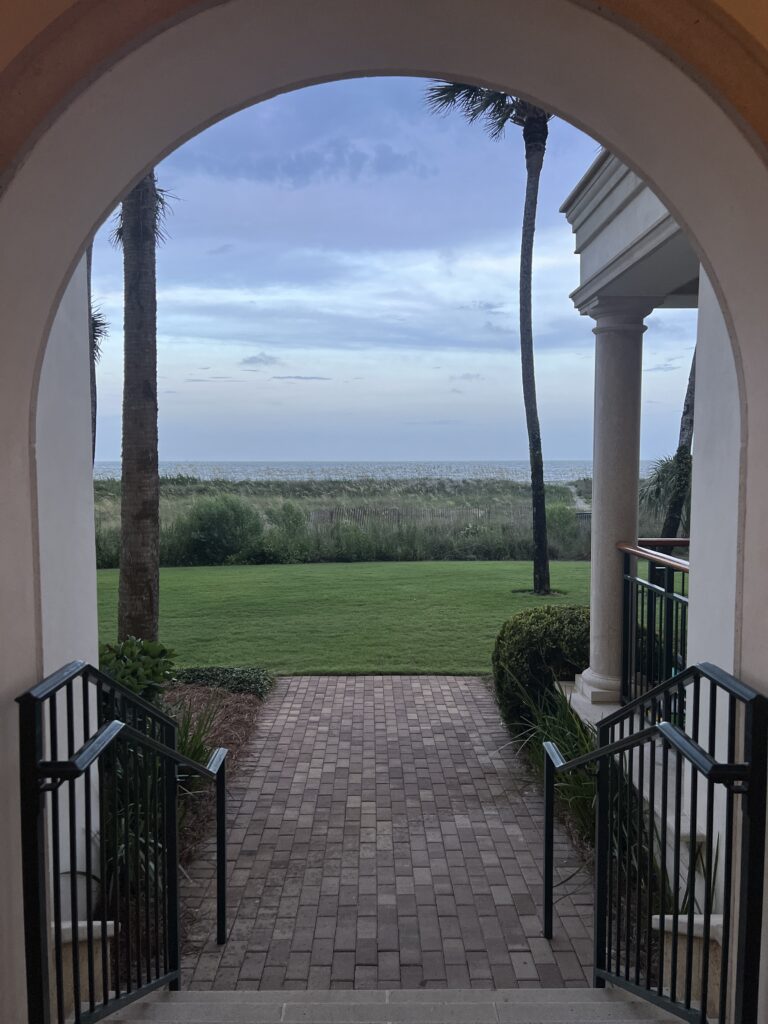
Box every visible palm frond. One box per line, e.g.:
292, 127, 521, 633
639, 452, 692, 533
639, 456, 678, 516
110, 172, 175, 249
425, 81, 551, 139
90, 306, 109, 363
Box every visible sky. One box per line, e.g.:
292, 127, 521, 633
91, 76, 697, 463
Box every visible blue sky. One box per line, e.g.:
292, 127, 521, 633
91, 77, 696, 462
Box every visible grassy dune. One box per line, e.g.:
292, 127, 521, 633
94, 475, 576, 530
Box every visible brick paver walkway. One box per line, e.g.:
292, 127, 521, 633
181, 676, 593, 991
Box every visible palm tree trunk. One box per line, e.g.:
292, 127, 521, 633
661, 349, 696, 538
117, 173, 160, 641
87, 244, 97, 465
520, 114, 550, 594
678, 348, 696, 450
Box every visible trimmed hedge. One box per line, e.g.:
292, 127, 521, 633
492, 605, 590, 725
174, 665, 275, 700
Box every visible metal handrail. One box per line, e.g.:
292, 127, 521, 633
37, 718, 227, 785
542, 661, 768, 1024
543, 719, 751, 943
20, 659, 177, 728
620, 550, 690, 703
603, 662, 761, 731
17, 662, 230, 1024
543, 723, 749, 787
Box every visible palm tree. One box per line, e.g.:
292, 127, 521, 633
111, 172, 170, 641
86, 243, 109, 464
660, 349, 695, 538
639, 349, 696, 538
426, 83, 552, 594
640, 453, 692, 536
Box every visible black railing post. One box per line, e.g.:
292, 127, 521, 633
621, 552, 631, 703
663, 567, 675, 682
216, 758, 227, 945
164, 721, 181, 991
18, 697, 51, 1024
646, 576, 657, 696
593, 723, 610, 989
735, 696, 768, 1024
543, 750, 555, 940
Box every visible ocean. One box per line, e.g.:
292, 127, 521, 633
93, 460, 655, 482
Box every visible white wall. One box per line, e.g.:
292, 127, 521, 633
36, 257, 99, 673
35, 258, 100, 922
686, 271, 740, 673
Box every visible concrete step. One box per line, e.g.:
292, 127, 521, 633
109, 988, 678, 1023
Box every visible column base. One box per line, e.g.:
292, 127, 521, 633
576, 667, 622, 704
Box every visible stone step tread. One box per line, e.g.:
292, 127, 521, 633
141, 990, 669, 1004
110, 989, 678, 1023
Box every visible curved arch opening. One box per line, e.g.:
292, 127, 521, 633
4, 3, 768, 1018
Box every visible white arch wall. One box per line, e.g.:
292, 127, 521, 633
36, 258, 99, 677
3, 0, 768, 1016
687, 271, 741, 674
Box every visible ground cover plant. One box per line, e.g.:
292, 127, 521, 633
98, 560, 591, 675
162, 682, 267, 863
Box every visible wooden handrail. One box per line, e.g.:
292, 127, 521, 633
617, 541, 690, 573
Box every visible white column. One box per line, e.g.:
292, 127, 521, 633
579, 297, 654, 703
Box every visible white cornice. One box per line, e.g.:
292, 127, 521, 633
560, 149, 611, 215
561, 152, 649, 255
570, 213, 682, 312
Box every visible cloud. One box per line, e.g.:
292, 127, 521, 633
484, 320, 508, 335
459, 300, 505, 313
185, 376, 249, 383
405, 419, 461, 427
449, 373, 484, 381
241, 352, 281, 368
450, 388, 464, 394
645, 359, 682, 374
271, 375, 332, 381
178, 135, 430, 188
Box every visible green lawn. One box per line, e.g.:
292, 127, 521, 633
98, 561, 590, 675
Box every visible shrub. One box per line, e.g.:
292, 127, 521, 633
95, 523, 120, 569
99, 636, 177, 703
547, 504, 589, 560
174, 665, 275, 700
261, 502, 311, 563
265, 500, 307, 536
166, 495, 262, 565
492, 605, 590, 725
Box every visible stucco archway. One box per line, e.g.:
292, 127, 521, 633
3, 0, 768, 1017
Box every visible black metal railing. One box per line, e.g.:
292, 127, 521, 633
620, 540, 690, 704
17, 660, 228, 1024
543, 662, 768, 1024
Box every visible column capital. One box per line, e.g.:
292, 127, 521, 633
582, 295, 658, 330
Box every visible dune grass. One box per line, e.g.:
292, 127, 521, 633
98, 561, 590, 675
